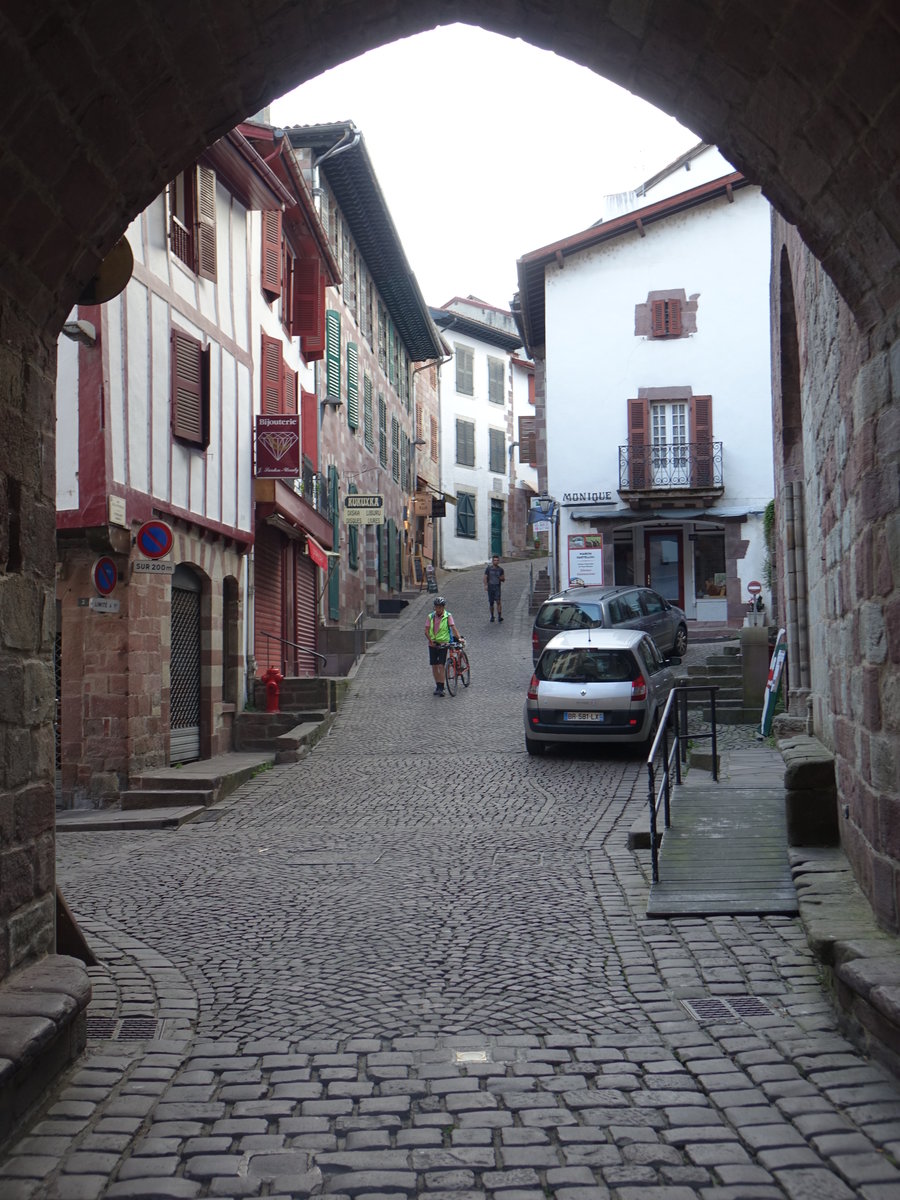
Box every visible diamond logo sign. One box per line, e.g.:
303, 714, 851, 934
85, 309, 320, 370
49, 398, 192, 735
255, 414, 300, 478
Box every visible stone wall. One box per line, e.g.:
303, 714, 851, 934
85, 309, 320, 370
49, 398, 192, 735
773, 216, 900, 932
0, 308, 58, 976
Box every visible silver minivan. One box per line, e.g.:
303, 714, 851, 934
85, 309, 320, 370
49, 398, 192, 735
531, 584, 688, 664
524, 627, 678, 756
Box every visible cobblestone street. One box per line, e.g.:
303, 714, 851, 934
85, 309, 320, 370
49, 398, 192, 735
4, 559, 900, 1198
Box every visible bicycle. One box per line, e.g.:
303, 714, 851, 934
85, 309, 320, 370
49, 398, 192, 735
444, 638, 471, 696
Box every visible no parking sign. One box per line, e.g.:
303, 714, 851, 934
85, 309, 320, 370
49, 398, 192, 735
92, 556, 118, 596
136, 520, 173, 559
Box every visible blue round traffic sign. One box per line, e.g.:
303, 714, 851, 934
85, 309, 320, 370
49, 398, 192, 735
92, 556, 118, 597
136, 520, 174, 559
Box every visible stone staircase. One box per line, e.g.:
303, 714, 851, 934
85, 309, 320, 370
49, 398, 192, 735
677, 643, 761, 725
530, 567, 552, 612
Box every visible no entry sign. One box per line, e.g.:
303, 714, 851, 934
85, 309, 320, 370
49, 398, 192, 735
136, 520, 174, 559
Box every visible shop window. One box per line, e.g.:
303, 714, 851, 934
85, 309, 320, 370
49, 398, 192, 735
694, 531, 726, 597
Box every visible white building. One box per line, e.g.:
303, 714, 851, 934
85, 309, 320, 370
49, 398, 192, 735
514, 146, 774, 623
430, 297, 525, 569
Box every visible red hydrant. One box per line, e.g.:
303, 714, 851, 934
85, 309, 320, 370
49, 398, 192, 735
261, 665, 283, 713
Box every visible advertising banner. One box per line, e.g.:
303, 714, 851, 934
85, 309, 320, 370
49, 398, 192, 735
255, 414, 300, 478
567, 533, 604, 586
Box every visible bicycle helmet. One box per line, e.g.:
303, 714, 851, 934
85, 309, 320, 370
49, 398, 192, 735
433, 596, 446, 607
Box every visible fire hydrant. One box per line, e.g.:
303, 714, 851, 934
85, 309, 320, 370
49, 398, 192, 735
261, 665, 283, 713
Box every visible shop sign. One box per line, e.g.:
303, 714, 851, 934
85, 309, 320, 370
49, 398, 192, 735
255, 414, 300, 478
343, 494, 384, 525
567, 533, 604, 586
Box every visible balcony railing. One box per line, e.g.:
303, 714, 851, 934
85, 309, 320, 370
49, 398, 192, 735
297, 462, 333, 522
618, 441, 724, 492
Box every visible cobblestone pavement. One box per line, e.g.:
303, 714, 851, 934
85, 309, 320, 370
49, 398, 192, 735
4, 559, 900, 1198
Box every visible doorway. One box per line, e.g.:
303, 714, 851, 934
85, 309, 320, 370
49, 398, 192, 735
644, 529, 683, 609
490, 499, 503, 557
170, 564, 202, 763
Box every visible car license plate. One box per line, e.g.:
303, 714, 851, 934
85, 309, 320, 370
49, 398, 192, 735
564, 711, 603, 722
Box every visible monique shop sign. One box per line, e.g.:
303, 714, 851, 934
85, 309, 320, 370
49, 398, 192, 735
255, 415, 300, 478
561, 490, 614, 503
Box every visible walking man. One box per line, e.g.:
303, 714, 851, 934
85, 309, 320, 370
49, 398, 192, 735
426, 596, 462, 696
484, 554, 505, 622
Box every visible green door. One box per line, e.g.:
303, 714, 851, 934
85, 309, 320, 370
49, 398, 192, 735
491, 499, 503, 557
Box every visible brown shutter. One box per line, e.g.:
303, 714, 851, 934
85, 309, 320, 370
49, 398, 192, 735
651, 300, 666, 337
627, 397, 650, 488
528, 373, 535, 405
284, 366, 298, 415
668, 298, 683, 336
302, 270, 327, 361
171, 329, 204, 443
261, 332, 283, 415
195, 166, 217, 281
261, 209, 282, 299
690, 394, 713, 486
518, 415, 536, 465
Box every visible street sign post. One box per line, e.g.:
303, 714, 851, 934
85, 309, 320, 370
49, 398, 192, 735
343, 494, 384, 525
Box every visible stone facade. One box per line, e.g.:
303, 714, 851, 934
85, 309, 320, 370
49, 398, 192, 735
773, 216, 900, 931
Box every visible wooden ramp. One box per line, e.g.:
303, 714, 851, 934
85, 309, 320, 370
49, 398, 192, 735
647, 747, 799, 918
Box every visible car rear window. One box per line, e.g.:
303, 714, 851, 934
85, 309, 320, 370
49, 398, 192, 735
536, 601, 604, 631
537, 648, 636, 683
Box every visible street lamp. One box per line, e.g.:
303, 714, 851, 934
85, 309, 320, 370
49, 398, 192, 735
534, 492, 558, 591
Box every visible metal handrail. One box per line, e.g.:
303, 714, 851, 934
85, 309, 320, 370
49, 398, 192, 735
260, 631, 327, 676
618, 441, 724, 490
647, 684, 719, 883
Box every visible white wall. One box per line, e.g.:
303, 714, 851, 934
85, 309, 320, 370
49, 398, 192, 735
439, 331, 512, 569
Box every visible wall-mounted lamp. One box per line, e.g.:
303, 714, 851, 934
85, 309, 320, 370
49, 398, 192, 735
412, 438, 427, 446
61, 319, 97, 346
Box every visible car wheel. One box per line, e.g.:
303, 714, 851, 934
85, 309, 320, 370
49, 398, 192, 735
673, 624, 688, 657
640, 711, 660, 757
525, 734, 545, 757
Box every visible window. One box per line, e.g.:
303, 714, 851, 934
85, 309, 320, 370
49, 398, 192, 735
260, 332, 297, 416
171, 328, 210, 447
456, 491, 476, 539
488, 356, 505, 405
391, 415, 400, 482
430, 415, 438, 462
694, 531, 726, 598
518, 415, 537, 465
168, 165, 217, 280
346, 342, 359, 429
378, 395, 387, 466
651, 298, 682, 337
627, 394, 714, 489
455, 345, 474, 395
489, 429, 506, 474
363, 376, 374, 451
651, 401, 688, 484
456, 419, 475, 467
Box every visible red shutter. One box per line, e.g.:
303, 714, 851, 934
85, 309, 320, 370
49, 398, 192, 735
254, 524, 284, 670
528, 373, 535, 405
668, 298, 683, 336
292, 258, 320, 338
261, 332, 283, 415
195, 166, 217, 281
690, 394, 713, 486
171, 329, 204, 442
301, 387, 318, 471
284, 366, 298, 415
627, 398, 650, 488
261, 209, 282, 299
301, 270, 327, 361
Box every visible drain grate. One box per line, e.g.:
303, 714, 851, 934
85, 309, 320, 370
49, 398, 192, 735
87, 1016, 162, 1041
681, 995, 773, 1023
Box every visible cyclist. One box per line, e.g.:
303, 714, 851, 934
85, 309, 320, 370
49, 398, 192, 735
425, 596, 462, 696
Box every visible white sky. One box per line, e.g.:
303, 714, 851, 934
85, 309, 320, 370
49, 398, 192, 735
271, 24, 698, 312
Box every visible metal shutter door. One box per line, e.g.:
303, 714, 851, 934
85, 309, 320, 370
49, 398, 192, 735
295, 549, 318, 675
170, 565, 201, 764
255, 525, 283, 671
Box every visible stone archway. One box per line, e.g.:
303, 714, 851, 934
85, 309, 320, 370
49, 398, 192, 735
3, 1, 900, 983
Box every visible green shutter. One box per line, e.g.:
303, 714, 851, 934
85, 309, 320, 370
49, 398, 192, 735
347, 341, 359, 428
363, 375, 374, 450
325, 309, 341, 399
388, 324, 395, 386
348, 482, 358, 570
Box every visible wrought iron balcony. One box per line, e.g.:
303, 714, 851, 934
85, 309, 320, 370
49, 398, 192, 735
296, 462, 333, 522
618, 441, 724, 503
